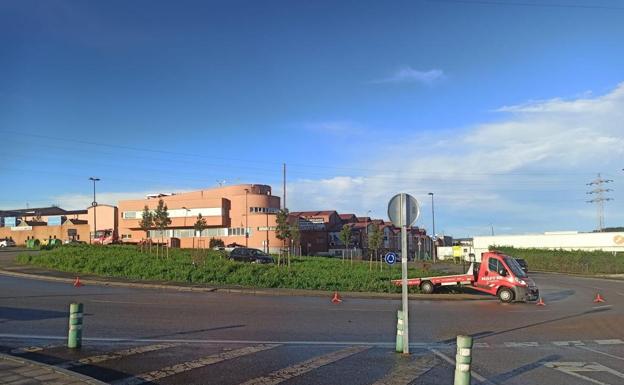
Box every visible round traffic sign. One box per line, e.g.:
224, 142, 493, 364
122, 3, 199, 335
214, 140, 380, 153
384, 252, 397, 265
387, 193, 419, 227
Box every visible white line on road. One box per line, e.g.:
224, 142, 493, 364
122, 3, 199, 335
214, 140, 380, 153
595, 339, 624, 345
545, 362, 624, 385
592, 305, 613, 310
58, 343, 179, 369
238, 345, 370, 385
111, 344, 280, 385
369, 354, 436, 385
504, 342, 539, 348
578, 346, 624, 361
88, 299, 161, 305
9, 344, 62, 354
430, 348, 492, 384
553, 341, 585, 346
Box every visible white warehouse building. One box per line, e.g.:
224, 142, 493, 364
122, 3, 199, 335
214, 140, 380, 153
473, 231, 624, 259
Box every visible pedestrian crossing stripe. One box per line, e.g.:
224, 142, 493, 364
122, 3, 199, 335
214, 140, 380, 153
238, 346, 370, 385
111, 344, 280, 385
58, 343, 179, 369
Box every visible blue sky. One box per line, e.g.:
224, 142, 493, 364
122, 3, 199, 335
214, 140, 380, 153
1, 0, 623, 237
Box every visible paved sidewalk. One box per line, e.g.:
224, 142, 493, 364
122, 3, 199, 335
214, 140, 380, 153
0, 353, 106, 385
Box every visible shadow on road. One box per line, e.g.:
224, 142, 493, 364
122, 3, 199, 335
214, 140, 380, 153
485, 354, 561, 384
143, 324, 246, 339
542, 289, 575, 302
0, 306, 66, 322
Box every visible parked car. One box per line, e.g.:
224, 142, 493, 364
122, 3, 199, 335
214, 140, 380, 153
515, 258, 528, 274
229, 248, 274, 264
0, 238, 16, 248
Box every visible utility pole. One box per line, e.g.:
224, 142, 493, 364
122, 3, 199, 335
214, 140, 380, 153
89, 177, 100, 243
428, 192, 436, 262
282, 163, 286, 210
244, 188, 249, 247
586, 173, 614, 232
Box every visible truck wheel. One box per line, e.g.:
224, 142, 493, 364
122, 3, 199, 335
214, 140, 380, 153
498, 287, 514, 303
421, 281, 435, 294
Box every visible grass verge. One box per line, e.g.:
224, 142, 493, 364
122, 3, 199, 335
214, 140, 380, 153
16, 245, 438, 293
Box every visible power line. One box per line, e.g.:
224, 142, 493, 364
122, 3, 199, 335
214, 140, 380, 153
586, 173, 614, 231
429, 0, 624, 11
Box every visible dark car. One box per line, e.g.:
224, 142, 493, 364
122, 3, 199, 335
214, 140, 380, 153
229, 248, 274, 264
514, 258, 528, 274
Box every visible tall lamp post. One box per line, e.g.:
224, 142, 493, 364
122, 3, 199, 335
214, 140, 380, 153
428, 192, 436, 262
89, 177, 100, 243
244, 188, 249, 247
182, 206, 190, 227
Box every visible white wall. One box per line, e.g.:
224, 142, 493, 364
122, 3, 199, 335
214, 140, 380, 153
473, 231, 624, 259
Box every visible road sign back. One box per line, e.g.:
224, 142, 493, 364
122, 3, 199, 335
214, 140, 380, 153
387, 193, 419, 227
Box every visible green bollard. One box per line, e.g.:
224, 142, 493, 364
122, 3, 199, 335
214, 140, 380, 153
395, 310, 404, 353
67, 303, 83, 349
454, 335, 473, 385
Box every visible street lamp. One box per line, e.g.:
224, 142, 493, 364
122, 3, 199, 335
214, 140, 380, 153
182, 206, 190, 227
244, 188, 249, 247
428, 192, 436, 262
89, 177, 100, 244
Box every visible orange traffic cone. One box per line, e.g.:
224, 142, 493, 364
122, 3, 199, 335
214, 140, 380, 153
331, 292, 342, 304
594, 293, 605, 303
536, 297, 546, 306
73, 277, 82, 288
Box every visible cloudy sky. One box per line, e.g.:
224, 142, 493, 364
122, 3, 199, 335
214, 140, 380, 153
1, 0, 623, 237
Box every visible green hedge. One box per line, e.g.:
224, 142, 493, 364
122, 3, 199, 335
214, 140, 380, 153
492, 246, 624, 274
16, 245, 434, 293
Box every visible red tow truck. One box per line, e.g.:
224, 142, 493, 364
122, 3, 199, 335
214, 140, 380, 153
93, 229, 119, 245
392, 251, 539, 303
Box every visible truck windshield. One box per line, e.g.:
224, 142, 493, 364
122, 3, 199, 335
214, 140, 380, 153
504, 256, 527, 278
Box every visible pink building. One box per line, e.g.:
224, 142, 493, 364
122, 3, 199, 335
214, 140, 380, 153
117, 184, 282, 251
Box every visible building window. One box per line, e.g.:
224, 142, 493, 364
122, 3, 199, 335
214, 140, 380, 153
122, 211, 137, 219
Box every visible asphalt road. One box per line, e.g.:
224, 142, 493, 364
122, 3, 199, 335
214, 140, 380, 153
1, 255, 623, 384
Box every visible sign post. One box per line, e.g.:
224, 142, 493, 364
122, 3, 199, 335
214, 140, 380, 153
388, 193, 419, 355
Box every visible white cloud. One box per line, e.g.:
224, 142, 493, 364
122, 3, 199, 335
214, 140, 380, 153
303, 121, 365, 136
286, 83, 624, 236
374, 67, 446, 85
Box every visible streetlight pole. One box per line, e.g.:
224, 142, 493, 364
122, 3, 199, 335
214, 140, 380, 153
428, 192, 436, 262
266, 211, 270, 253
182, 206, 190, 227
244, 189, 249, 247
89, 177, 100, 244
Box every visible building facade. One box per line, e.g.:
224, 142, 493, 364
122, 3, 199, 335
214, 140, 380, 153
117, 184, 282, 251
0, 206, 117, 245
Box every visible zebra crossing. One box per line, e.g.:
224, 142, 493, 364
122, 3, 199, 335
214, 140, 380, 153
2, 337, 624, 385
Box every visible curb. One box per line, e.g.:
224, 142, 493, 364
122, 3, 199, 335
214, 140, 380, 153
0, 352, 107, 385
0, 268, 492, 301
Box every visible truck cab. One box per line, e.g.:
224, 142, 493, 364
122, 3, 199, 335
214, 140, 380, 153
473, 251, 539, 303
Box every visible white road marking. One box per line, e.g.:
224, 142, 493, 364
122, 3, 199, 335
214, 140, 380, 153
473, 342, 490, 349
553, 341, 585, 346
504, 342, 539, 348
545, 362, 624, 385
238, 346, 370, 385
9, 344, 61, 354
88, 299, 161, 305
58, 343, 179, 369
578, 346, 624, 361
369, 354, 435, 385
595, 339, 624, 345
112, 344, 280, 385
430, 349, 492, 384
592, 305, 613, 310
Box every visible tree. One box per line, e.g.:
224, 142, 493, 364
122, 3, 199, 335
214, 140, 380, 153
290, 221, 301, 257
209, 237, 225, 249
153, 199, 172, 257
139, 205, 153, 240
193, 213, 208, 241
339, 224, 352, 264
275, 209, 291, 266
368, 225, 383, 271
139, 205, 153, 253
